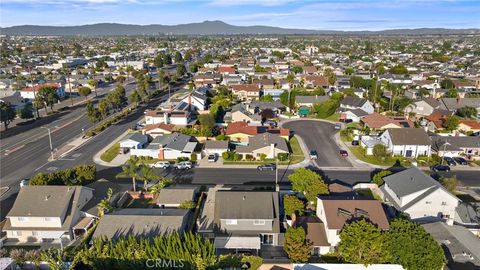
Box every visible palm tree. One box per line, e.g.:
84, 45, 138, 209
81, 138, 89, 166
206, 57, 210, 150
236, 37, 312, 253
149, 179, 173, 195
137, 165, 158, 191
116, 156, 141, 192
97, 188, 113, 217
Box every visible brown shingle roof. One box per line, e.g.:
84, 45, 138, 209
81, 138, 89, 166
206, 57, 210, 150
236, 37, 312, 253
320, 198, 390, 230
230, 84, 260, 92
386, 128, 431, 145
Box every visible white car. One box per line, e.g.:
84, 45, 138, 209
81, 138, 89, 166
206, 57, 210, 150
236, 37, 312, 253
174, 161, 193, 170
150, 161, 171, 169
208, 154, 217, 162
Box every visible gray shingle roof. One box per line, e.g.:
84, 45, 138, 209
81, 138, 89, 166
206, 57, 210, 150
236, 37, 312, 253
92, 208, 189, 241
386, 128, 431, 145
295, 95, 329, 104
156, 186, 198, 205
215, 191, 278, 220
236, 133, 289, 153
148, 133, 195, 151
383, 167, 438, 198
340, 96, 368, 107
7, 186, 86, 217
440, 98, 480, 111
204, 140, 229, 150
122, 133, 148, 143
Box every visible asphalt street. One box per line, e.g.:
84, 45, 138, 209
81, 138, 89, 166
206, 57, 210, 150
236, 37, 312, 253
283, 120, 352, 167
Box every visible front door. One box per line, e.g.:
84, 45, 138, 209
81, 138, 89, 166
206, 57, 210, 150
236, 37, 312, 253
405, 150, 413, 157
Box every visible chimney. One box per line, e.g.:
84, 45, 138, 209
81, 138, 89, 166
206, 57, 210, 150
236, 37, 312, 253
163, 112, 169, 124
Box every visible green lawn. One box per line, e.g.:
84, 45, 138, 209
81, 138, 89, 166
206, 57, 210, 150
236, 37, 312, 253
100, 143, 120, 162
317, 113, 340, 122
349, 146, 396, 166
124, 198, 157, 208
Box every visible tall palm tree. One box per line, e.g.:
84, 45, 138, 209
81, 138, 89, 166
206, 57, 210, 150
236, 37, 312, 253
116, 156, 140, 192
97, 188, 113, 217
137, 165, 158, 191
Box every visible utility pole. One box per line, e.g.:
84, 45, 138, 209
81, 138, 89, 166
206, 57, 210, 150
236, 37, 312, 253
441, 140, 451, 165
41, 126, 54, 160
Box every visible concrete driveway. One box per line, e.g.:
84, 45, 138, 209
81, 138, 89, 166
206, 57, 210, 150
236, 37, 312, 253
283, 120, 352, 168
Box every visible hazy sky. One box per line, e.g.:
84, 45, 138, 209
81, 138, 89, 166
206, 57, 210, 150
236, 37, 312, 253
2, 0, 480, 30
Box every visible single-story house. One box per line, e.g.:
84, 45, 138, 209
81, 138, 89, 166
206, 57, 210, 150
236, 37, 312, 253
228, 103, 262, 124
405, 97, 441, 116
142, 123, 176, 138
203, 140, 229, 156
119, 133, 148, 149
226, 121, 290, 143
458, 120, 480, 133
361, 113, 414, 130
341, 109, 369, 123
156, 186, 199, 208
430, 135, 480, 158
295, 95, 329, 108
235, 133, 289, 160
130, 133, 197, 160
339, 96, 374, 114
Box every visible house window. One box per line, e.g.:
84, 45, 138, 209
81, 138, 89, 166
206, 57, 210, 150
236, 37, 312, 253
18, 217, 28, 222
226, 219, 237, 225
261, 234, 274, 245
441, 202, 447, 206
425, 201, 432, 204
254, 220, 265, 225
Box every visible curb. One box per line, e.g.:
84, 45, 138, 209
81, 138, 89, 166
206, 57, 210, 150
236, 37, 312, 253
92, 129, 131, 167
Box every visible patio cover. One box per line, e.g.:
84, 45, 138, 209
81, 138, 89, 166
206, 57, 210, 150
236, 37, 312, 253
214, 236, 261, 250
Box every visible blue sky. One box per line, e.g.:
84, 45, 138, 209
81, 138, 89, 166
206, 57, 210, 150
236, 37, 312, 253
1, 0, 480, 30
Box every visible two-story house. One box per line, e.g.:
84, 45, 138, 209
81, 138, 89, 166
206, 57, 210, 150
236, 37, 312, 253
381, 167, 460, 225
379, 128, 432, 157
197, 190, 281, 254
339, 96, 375, 114
3, 186, 94, 246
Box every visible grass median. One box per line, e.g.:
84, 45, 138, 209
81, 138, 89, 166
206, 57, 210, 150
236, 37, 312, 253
100, 143, 120, 162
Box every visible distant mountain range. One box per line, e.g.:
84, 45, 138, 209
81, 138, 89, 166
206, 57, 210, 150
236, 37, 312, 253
1, 20, 479, 36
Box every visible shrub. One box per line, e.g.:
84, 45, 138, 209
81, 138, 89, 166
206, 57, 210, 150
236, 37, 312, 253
259, 153, 267, 161
222, 151, 232, 160
190, 153, 197, 161
215, 134, 230, 141
29, 164, 96, 186
177, 157, 189, 162
179, 200, 197, 209
241, 256, 263, 270
233, 153, 243, 161
373, 144, 388, 158
84, 130, 95, 137
278, 153, 289, 161
245, 154, 254, 161
372, 170, 392, 186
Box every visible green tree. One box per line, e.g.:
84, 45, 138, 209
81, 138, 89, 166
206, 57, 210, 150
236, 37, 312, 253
78, 86, 91, 100
184, 51, 192, 61
259, 94, 273, 102
444, 88, 458, 98
148, 179, 173, 195
291, 66, 303, 74
283, 227, 312, 263
372, 170, 392, 186
117, 156, 141, 192
174, 51, 183, 63
0, 102, 16, 130
179, 200, 197, 209
17, 103, 34, 120
389, 64, 408, 75
314, 98, 339, 119
36, 86, 59, 112
440, 79, 455, 89
442, 115, 459, 131
86, 101, 100, 123
97, 188, 113, 217
345, 67, 354, 75
456, 106, 477, 118
288, 168, 329, 202
176, 63, 187, 77
387, 217, 446, 270
154, 53, 164, 68
198, 113, 216, 133
129, 90, 141, 107
439, 175, 458, 193
137, 165, 158, 191
338, 219, 389, 265
283, 195, 304, 217
373, 144, 388, 159
98, 99, 110, 119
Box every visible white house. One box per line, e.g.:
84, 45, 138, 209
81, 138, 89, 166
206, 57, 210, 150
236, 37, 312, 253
339, 96, 374, 114
405, 98, 441, 116
130, 133, 197, 160
145, 110, 192, 126
315, 197, 390, 254
180, 87, 209, 111
381, 167, 460, 225
119, 133, 148, 149
379, 128, 432, 157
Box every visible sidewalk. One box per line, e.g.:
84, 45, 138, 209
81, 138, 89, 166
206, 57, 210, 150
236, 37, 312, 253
50, 134, 92, 161
92, 129, 131, 167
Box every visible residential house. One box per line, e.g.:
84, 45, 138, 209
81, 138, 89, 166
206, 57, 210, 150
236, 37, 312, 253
381, 167, 460, 225
303, 75, 329, 89
19, 83, 65, 100
296, 216, 330, 256
217, 66, 236, 75
227, 103, 262, 124
230, 84, 261, 101
458, 120, 480, 133
144, 109, 193, 126
379, 128, 432, 157
92, 209, 190, 241
3, 186, 94, 246
424, 110, 454, 132
263, 89, 285, 101
341, 109, 369, 123
202, 140, 229, 157
247, 101, 286, 115
339, 96, 374, 114
406, 98, 441, 116
142, 123, 176, 138
118, 133, 148, 149
130, 133, 197, 160
454, 202, 480, 233
295, 95, 329, 116
180, 87, 209, 111
315, 197, 389, 252
361, 113, 414, 130
226, 121, 290, 143
0, 92, 30, 110
197, 190, 282, 254
430, 135, 480, 158
235, 133, 289, 160
156, 186, 199, 208
440, 98, 480, 118
252, 79, 275, 89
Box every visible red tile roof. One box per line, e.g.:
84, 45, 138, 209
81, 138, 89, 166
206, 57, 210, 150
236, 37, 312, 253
459, 120, 480, 129
230, 84, 260, 92
225, 121, 289, 137
21, 83, 60, 92
217, 67, 236, 74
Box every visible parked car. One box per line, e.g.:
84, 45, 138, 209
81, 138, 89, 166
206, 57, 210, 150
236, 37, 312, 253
309, 150, 318, 160
444, 157, 457, 166
264, 120, 278, 127
351, 140, 359, 146
208, 154, 217, 162
334, 123, 341, 130
344, 119, 353, 123
453, 157, 468, 165
431, 164, 451, 172
339, 150, 348, 157
150, 161, 171, 169
257, 164, 276, 171
174, 161, 193, 170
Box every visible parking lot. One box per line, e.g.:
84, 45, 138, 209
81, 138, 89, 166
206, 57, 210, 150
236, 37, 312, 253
283, 120, 352, 168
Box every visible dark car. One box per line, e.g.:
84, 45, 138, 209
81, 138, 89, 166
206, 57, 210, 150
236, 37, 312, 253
344, 119, 353, 123
257, 164, 276, 171
351, 140, 359, 146
339, 150, 348, 157
453, 157, 468, 165
431, 164, 451, 172
444, 157, 457, 166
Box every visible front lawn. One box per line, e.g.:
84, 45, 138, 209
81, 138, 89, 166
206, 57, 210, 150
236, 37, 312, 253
123, 197, 157, 208
100, 143, 120, 162
317, 113, 340, 122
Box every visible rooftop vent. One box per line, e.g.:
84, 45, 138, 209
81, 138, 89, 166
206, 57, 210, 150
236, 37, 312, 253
337, 208, 353, 219
355, 208, 369, 218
